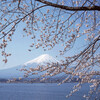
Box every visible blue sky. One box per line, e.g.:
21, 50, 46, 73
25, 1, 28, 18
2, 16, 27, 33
0, 12, 85, 69
0, 18, 89, 69
0, 0, 99, 70
0, 25, 86, 69
0, 33, 60, 69
0, 24, 64, 69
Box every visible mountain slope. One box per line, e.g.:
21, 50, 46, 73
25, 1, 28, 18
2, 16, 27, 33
0, 54, 60, 79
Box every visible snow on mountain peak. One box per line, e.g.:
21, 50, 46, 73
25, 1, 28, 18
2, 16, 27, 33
24, 54, 60, 66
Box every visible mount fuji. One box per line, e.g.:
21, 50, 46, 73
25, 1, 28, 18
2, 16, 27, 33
0, 54, 61, 80
24, 54, 60, 66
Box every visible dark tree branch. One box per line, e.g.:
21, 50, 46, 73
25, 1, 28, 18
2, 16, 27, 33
18, 0, 21, 8
36, 0, 100, 11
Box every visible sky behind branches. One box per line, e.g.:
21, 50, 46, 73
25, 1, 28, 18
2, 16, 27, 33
0, 0, 100, 69
0, 21, 86, 69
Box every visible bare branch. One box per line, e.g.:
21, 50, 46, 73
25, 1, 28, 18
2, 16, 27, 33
36, 0, 100, 11
18, 0, 21, 8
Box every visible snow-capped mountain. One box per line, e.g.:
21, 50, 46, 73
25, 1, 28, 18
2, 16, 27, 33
0, 54, 60, 79
24, 54, 60, 66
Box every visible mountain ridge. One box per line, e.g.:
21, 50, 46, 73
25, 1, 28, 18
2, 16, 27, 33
0, 54, 60, 79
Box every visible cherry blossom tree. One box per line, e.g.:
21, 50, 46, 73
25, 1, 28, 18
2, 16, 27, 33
0, 0, 100, 99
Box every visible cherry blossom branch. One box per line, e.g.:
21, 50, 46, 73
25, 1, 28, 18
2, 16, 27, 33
0, 4, 47, 40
